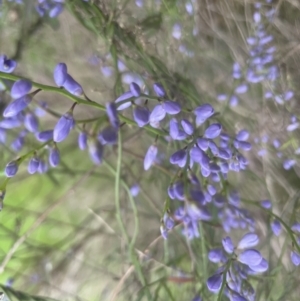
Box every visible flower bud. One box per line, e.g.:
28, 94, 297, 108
53, 112, 75, 143
238, 249, 262, 266
28, 156, 40, 174
133, 106, 150, 127
24, 113, 39, 133
5, 161, 19, 178
237, 233, 259, 249
78, 132, 87, 150
11, 80, 32, 99
163, 101, 181, 115
222, 236, 234, 254
204, 123, 222, 139
3, 95, 32, 118
35, 130, 53, 142
63, 74, 83, 96
49, 147, 60, 167
181, 119, 194, 135
98, 126, 118, 145
53, 63, 68, 87
153, 83, 165, 97
206, 273, 222, 293
129, 82, 141, 97
144, 145, 157, 171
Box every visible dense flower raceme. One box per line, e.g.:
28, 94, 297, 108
1, 51, 299, 301
207, 233, 268, 300
2, 0, 68, 18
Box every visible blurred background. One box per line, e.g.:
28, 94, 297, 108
0, 0, 300, 300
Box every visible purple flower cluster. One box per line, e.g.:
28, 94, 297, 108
35, 0, 64, 18
115, 82, 253, 240
290, 223, 300, 266
207, 233, 268, 300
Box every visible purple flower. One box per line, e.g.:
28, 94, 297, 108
53, 63, 68, 87
98, 126, 118, 145
153, 83, 166, 97
106, 102, 119, 129
218, 148, 231, 160
173, 181, 184, 200
217, 94, 227, 102
163, 213, 175, 230
197, 138, 209, 151
53, 112, 75, 143
115, 91, 133, 110
260, 199, 271, 209
130, 184, 140, 197
190, 147, 203, 163
207, 184, 217, 196
101, 66, 114, 78
35, 130, 53, 142
170, 149, 187, 168
11, 134, 25, 152
88, 140, 103, 165
181, 119, 194, 135
284, 90, 294, 101
208, 140, 219, 156
237, 233, 259, 249
238, 249, 262, 266
253, 11, 261, 23
204, 123, 222, 139
78, 132, 87, 150
194, 104, 214, 125
129, 82, 141, 97
208, 249, 225, 263
273, 139, 280, 149
222, 236, 234, 254
169, 118, 186, 140
271, 220, 281, 236
172, 23, 182, 40
232, 62, 242, 79
38, 160, 48, 174
149, 104, 166, 125
49, 3, 63, 18
291, 251, 300, 266
235, 83, 248, 94
291, 223, 300, 233
11, 80, 32, 99
0, 55, 17, 73
236, 130, 249, 141
206, 273, 223, 293
248, 258, 269, 273
229, 95, 239, 107
49, 147, 60, 167
24, 113, 39, 133
28, 156, 40, 174
144, 145, 157, 170
133, 106, 150, 127
5, 161, 18, 177
286, 123, 299, 132
229, 292, 247, 301
283, 159, 296, 170
163, 101, 181, 115
63, 74, 83, 96
236, 141, 252, 151
3, 95, 32, 118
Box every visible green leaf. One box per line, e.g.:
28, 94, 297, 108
0, 286, 59, 301
139, 13, 163, 33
